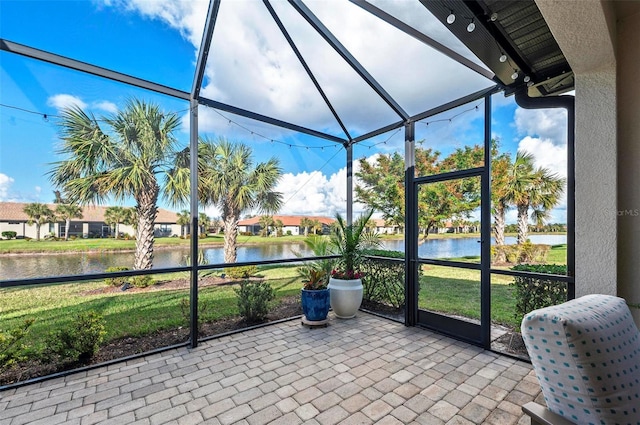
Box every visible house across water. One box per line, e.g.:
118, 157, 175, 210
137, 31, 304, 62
0, 202, 181, 239
238, 215, 334, 236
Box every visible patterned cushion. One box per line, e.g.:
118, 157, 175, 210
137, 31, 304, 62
521, 294, 640, 425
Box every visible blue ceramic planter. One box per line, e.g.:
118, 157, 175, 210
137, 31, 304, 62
301, 288, 330, 321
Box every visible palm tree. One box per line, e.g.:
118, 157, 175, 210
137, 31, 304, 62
23, 203, 54, 241
258, 215, 274, 237
274, 219, 284, 237
176, 210, 190, 238
104, 206, 129, 239
311, 219, 322, 235
199, 212, 210, 235
491, 152, 513, 261
49, 98, 181, 270
55, 203, 83, 241
299, 217, 313, 237
332, 209, 381, 275
494, 151, 565, 246
515, 166, 565, 244
168, 138, 283, 263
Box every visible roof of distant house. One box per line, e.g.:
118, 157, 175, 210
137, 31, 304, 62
0, 202, 178, 223
238, 215, 334, 227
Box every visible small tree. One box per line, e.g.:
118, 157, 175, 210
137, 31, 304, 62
55, 203, 83, 241
23, 203, 54, 241
211, 217, 222, 234
300, 217, 313, 237
274, 219, 284, 237
176, 210, 190, 237
311, 219, 323, 235
258, 215, 274, 237
199, 212, 210, 235
104, 206, 129, 239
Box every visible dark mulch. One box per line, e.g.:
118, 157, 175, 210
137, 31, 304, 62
493, 331, 529, 359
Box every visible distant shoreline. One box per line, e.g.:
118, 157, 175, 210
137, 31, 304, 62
0, 232, 566, 256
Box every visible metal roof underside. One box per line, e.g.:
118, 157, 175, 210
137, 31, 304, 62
421, 0, 574, 97
194, 0, 574, 144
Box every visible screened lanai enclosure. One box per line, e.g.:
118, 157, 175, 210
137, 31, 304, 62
0, 0, 574, 386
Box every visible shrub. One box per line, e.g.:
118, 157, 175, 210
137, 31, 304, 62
510, 264, 568, 318
1, 231, 17, 240
361, 250, 407, 309
0, 319, 34, 370
43, 312, 106, 365
286, 230, 292, 236
104, 266, 130, 286
180, 298, 210, 333
226, 265, 258, 279
130, 275, 153, 288
492, 242, 551, 264
234, 281, 275, 323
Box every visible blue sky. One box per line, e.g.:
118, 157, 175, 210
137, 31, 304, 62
0, 0, 569, 224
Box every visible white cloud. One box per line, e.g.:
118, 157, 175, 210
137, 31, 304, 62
517, 136, 567, 222
0, 173, 15, 201
48, 94, 119, 115
275, 155, 373, 217
112, 0, 208, 48
93, 101, 118, 114
102, 0, 493, 138
518, 136, 567, 179
513, 106, 569, 224
514, 107, 567, 145
47, 94, 87, 111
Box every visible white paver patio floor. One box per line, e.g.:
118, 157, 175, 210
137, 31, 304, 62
0, 312, 543, 425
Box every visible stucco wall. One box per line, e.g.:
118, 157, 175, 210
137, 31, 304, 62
574, 71, 617, 297
616, 3, 640, 323
536, 0, 618, 297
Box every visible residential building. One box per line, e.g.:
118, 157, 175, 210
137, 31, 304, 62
0, 202, 181, 239
238, 215, 334, 236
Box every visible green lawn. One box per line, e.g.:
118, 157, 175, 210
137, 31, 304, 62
0, 266, 302, 353
0, 234, 312, 254
419, 244, 567, 328
1, 245, 567, 357
419, 266, 519, 328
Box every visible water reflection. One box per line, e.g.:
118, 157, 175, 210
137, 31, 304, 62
1, 235, 566, 281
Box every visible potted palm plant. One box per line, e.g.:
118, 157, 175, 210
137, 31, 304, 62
300, 269, 330, 323
328, 209, 380, 318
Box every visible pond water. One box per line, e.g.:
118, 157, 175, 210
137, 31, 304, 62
0, 234, 566, 281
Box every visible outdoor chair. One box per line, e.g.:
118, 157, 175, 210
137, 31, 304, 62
521, 294, 640, 425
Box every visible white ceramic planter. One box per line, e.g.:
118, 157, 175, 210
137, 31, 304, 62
328, 277, 363, 319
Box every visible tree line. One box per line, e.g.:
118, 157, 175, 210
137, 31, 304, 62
35, 98, 563, 271
47, 98, 282, 269
355, 141, 565, 256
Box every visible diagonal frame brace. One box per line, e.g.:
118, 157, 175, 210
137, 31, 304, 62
288, 0, 409, 121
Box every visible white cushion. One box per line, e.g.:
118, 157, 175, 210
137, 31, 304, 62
521, 294, 640, 425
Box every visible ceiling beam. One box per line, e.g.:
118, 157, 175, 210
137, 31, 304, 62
191, 0, 221, 98
264, 0, 352, 141
350, 0, 495, 81
198, 97, 348, 144
0, 39, 189, 101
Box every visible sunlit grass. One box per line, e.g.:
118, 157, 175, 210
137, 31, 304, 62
0, 234, 310, 254
0, 265, 302, 352
420, 265, 522, 329
1, 245, 568, 352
